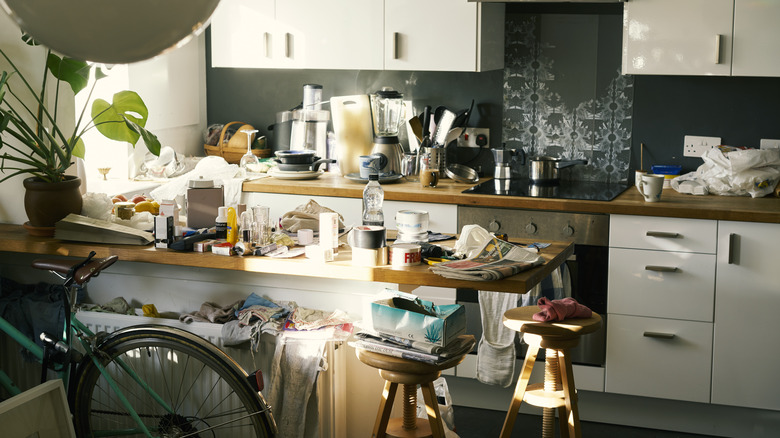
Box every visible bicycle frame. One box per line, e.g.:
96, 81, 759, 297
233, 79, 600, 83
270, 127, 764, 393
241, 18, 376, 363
0, 289, 174, 438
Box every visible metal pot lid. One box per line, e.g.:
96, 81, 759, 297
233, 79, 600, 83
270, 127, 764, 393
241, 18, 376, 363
275, 150, 317, 157
445, 164, 479, 184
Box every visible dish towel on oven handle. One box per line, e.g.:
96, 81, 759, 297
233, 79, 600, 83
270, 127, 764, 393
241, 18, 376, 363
476, 266, 569, 387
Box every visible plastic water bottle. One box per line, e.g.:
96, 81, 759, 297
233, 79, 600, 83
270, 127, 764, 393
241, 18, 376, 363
362, 174, 384, 226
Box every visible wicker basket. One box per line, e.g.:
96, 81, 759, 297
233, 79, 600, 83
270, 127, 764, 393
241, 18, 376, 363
204, 121, 271, 164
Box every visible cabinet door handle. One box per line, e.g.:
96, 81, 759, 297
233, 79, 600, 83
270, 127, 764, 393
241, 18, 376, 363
643, 331, 676, 340
728, 233, 739, 265
285, 32, 292, 58
645, 265, 679, 273
263, 32, 270, 58
714, 34, 721, 64
646, 231, 680, 238
393, 32, 400, 60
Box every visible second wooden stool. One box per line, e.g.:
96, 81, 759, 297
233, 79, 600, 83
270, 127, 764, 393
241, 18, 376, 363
500, 306, 602, 438
356, 335, 475, 438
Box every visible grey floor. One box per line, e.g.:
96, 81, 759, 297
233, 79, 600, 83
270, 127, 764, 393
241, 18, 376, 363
452, 406, 721, 438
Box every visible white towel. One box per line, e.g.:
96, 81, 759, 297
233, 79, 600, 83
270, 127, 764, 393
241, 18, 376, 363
476, 290, 520, 387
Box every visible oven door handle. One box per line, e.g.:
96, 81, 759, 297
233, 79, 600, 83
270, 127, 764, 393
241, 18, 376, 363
643, 331, 676, 340
645, 265, 679, 273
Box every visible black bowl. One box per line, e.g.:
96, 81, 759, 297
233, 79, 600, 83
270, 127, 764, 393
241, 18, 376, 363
274, 150, 318, 164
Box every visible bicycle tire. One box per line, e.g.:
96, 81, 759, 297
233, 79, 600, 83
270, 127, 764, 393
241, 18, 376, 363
71, 324, 275, 437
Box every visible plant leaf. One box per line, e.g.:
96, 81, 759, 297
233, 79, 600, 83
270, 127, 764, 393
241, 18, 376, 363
92, 90, 149, 145
46, 54, 90, 95
71, 137, 86, 160
122, 116, 161, 156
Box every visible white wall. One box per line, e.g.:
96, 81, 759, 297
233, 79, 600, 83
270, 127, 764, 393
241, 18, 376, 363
0, 10, 77, 225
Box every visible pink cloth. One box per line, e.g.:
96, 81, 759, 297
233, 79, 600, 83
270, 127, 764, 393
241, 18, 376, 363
532, 297, 592, 322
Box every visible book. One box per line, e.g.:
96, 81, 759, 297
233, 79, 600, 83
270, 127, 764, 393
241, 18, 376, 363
352, 335, 475, 365
55, 214, 154, 245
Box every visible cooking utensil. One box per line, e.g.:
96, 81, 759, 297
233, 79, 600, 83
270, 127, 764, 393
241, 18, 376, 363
453, 99, 474, 127
408, 116, 423, 143
445, 164, 479, 184
529, 156, 588, 184
432, 109, 456, 147
422, 106, 432, 140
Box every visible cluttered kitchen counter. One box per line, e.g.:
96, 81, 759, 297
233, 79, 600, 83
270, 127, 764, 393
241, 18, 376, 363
0, 224, 572, 294
243, 172, 780, 223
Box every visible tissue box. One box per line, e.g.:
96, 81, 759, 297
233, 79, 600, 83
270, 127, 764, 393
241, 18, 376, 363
371, 297, 466, 347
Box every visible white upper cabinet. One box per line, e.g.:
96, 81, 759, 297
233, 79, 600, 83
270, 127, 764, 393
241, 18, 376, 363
210, 0, 276, 68
210, 0, 503, 71
731, 0, 780, 77
384, 0, 504, 72
623, 0, 780, 76
276, 0, 384, 70
622, 0, 734, 76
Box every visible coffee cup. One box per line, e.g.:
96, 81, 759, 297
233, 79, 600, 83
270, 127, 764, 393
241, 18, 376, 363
638, 174, 665, 202
635, 170, 647, 192
421, 169, 439, 187
359, 155, 381, 179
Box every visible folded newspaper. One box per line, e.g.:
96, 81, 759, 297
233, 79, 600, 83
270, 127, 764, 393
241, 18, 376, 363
429, 237, 543, 281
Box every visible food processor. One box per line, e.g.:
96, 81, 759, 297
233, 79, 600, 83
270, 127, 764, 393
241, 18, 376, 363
369, 87, 404, 177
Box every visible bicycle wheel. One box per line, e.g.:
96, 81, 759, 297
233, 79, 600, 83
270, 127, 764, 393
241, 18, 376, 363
71, 325, 275, 437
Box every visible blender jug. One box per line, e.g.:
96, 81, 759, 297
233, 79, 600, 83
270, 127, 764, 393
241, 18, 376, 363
369, 87, 404, 176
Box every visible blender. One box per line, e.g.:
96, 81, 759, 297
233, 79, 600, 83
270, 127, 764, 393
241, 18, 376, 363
369, 87, 404, 177
290, 84, 330, 164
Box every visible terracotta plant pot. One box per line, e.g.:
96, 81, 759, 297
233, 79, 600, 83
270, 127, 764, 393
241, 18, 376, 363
23, 175, 83, 231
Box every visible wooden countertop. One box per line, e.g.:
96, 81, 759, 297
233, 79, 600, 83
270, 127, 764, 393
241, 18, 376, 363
0, 224, 573, 294
244, 173, 780, 223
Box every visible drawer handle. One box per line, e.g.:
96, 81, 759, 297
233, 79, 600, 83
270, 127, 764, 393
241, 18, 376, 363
643, 331, 676, 340
646, 231, 680, 238
645, 265, 679, 273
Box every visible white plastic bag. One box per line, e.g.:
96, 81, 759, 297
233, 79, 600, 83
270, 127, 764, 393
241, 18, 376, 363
673, 148, 780, 198
416, 377, 459, 437
452, 224, 493, 259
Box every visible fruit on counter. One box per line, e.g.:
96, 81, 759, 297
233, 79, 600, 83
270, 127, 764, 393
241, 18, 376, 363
134, 200, 160, 215
111, 194, 128, 203
130, 194, 148, 204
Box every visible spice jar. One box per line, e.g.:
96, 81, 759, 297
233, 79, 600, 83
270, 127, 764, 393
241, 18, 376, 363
115, 202, 135, 220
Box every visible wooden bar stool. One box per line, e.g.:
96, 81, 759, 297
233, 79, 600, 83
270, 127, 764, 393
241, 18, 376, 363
356, 335, 475, 438
500, 306, 602, 438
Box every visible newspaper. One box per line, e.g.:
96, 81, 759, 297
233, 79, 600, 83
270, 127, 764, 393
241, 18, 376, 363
429, 237, 543, 281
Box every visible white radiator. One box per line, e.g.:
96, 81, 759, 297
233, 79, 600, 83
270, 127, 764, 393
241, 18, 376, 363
77, 311, 346, 437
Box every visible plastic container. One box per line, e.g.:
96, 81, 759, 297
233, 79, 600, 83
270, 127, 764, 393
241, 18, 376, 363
651, 165, 682, 188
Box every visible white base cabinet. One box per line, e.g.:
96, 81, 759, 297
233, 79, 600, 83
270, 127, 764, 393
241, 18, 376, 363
711, 221, 780, 410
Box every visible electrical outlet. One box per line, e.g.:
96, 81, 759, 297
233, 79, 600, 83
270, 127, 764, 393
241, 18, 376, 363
683, 135, 721, 157
760, 139, 780, 150
457, 128, 490, 148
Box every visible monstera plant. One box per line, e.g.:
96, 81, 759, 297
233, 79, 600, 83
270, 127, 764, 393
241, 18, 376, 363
0, 35, 160, 230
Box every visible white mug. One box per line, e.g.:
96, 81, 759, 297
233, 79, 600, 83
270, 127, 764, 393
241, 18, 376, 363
638, 174, 665, 202
635, 170, 647, 192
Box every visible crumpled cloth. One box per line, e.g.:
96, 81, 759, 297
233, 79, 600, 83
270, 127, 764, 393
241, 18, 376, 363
532, 297, 591, 322
279, 199, 345, 232
81, 297, 134, 315
179, 300, 243, 324
288, 307, 350, 331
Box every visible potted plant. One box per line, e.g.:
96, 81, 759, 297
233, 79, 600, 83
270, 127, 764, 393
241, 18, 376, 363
0, 35, 160, 233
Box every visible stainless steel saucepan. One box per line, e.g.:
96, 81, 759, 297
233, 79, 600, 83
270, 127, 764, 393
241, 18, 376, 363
529, 156, 588, 184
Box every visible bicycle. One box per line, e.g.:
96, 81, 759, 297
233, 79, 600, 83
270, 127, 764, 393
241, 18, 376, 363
0, 251, 277, 437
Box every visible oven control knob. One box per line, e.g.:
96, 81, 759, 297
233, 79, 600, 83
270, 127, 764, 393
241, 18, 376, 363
525, 223, 537, 234
487, 220, 501, 233
562, 225, 574, 237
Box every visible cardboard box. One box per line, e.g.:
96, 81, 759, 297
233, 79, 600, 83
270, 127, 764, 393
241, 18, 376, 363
186, 185, 223, 229
371, 297, 466, 347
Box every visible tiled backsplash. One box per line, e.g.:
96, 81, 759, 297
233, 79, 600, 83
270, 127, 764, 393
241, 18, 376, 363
502, 13, 632, 183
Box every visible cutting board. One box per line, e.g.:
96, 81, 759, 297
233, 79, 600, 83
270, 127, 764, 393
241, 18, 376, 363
330, 95, 374, 176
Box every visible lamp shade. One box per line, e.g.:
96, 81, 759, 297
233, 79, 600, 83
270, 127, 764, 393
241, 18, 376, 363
0, 0, 220, 64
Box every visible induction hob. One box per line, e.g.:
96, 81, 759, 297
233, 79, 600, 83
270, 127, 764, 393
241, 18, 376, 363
463, 178, 629, 201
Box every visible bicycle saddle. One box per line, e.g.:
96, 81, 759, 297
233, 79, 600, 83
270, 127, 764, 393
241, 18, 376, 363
32, 255, 118, 285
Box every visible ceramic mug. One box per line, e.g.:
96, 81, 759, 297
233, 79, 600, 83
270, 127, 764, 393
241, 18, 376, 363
638, 174, 665, 202
359, 155, 381, 179
635, 170, 647, 192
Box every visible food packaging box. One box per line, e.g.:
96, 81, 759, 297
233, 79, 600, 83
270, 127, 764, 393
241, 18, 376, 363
371, 296, 466, 347
154, 215, 174, 249
186, 182, 223, 229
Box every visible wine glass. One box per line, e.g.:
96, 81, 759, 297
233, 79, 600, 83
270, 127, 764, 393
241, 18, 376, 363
239, 129, 260, 172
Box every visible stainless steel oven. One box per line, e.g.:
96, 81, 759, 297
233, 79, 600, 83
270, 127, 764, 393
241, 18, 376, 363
457, 206, 609, 367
